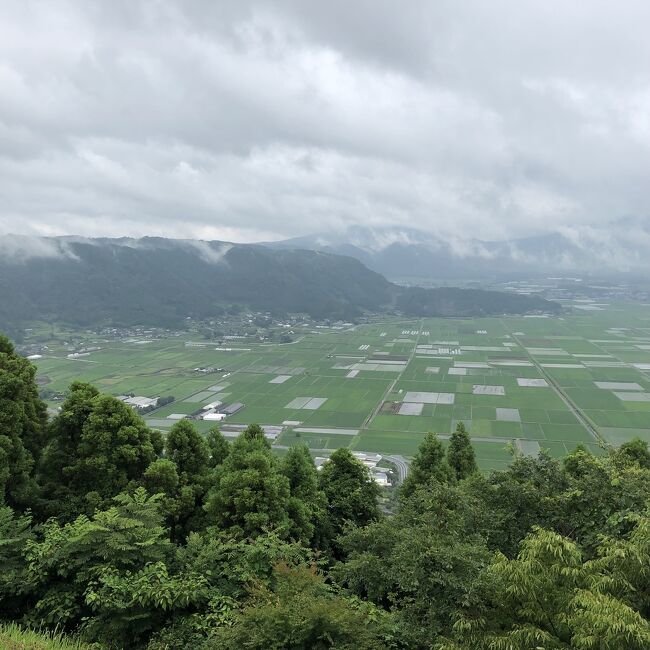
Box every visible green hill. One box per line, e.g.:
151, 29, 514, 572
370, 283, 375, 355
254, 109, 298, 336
0, 236, 559, 330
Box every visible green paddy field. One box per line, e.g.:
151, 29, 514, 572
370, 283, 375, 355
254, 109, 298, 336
33, 300, 650, 470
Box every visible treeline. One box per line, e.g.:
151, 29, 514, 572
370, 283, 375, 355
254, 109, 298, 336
2, 333, 650, 649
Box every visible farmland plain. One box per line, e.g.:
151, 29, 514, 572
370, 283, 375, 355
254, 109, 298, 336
32, 300, 650, 471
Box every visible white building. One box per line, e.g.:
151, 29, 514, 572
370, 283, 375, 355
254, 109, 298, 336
123, 396, 158, 409
203, 412, 226, 422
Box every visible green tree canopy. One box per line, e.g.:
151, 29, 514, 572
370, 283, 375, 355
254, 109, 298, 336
0, 335, 46, 509
204, 424, 291, 539
205, 426, 230, 468
441, 522, 650, 650
145, 420, 216, 541
336, 480, 490, 646
401, 432, 454, 499
206, 563, 391, 650
281, 444, 328, 546
165, 419, 210, 480
318, 448, 380, 548
447, 422, 477, 480
40, 387, 159, 517
23, 488, 172, 644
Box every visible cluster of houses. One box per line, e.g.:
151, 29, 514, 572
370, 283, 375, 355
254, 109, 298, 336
200, 401, 244, 421
314, 451, 392, 487
117, 395, 159, 410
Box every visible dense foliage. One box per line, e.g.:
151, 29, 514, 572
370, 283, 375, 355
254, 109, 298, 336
0, 237, 558, 330
1, 335, 649, 649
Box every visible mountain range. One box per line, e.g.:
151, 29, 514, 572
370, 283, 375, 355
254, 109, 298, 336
266, 225, 648, 281
0, 235, 558, 332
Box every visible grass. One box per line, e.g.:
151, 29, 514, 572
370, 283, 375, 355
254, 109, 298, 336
0, 623, 91, 650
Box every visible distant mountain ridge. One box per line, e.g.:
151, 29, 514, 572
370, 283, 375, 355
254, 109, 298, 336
265, 225, 649, 280
0, 235, 559, 331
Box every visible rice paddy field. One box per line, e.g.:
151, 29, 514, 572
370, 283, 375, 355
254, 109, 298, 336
32, 299, 650, 471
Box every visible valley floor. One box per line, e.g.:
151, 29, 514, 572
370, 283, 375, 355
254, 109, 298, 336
30, 299, 650, 471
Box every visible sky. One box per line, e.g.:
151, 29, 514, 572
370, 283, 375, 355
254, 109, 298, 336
1, 0, 650, 245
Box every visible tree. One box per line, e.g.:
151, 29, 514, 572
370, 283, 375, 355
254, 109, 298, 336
0, 335, 47, 509
555, 445, 650, 554
23, 488, 173, 645
143, 459, 180, 498
0, 506, 34, 619
204, 424, 292, 538
282, 444, 328, 546
318, 448, 380, 548
616, 437, 650, 469
336, 480, 490, 646
206, 564, 391, 650
441, 524, 650, 650
38, 382, 99, 518
165, 420, 210, 480
464, 451, 567, 557
147, 530, 314, 649
401, 432, 454, 499
41, 391, 159, 517
205, 426, 230, 468
145, 420, 214, 541
447, 422, 477, 480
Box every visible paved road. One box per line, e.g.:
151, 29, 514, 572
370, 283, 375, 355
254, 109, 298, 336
503, 324, 605, 446
385, 454, 409, 483
364, 319, 423, 428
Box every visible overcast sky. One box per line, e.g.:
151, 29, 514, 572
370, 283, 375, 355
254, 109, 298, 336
1, 0, 649, 244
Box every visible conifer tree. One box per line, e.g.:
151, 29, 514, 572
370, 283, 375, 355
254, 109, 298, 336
204, 424, 291, 538
447, 422, 477, 480
205, 426, 230, 468
401, 432, 454, 498
319, 448, 380, 542
282, 444, 327, 545
0, 335, 46, 509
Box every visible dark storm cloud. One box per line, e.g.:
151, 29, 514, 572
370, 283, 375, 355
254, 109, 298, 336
0, 0, 649, 244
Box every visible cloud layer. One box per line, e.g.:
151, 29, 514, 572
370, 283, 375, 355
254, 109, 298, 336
1, 0, 649, 244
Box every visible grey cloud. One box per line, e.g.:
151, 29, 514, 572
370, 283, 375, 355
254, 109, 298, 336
0, 0, 649, 251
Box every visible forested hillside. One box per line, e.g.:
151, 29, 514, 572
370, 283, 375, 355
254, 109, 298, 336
2, 333, 648, 649
0, 236, 558, 330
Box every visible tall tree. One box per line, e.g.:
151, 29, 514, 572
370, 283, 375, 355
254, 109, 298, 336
205, 426, 230, 468
335, 479, 491, 647
401, 432, 454, 498
146, 420, 214, 541
464, 451, 567, 557
281, 444, 328, 546
555, 445, 650, 554
318, 448, 380, 546
72, 395, 159, 509
204, 424, 291, 538
165, 419, 210, 481
40, 388, 158, 517
0, 334, 46, 509
447, 422, 477, 480
38, 382, 99, 518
